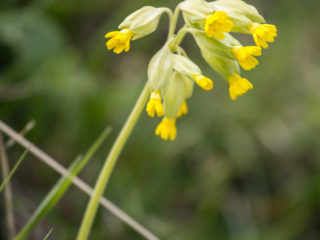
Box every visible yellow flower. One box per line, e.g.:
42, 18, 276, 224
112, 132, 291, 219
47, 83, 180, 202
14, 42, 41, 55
249, 23, 277, 49
232, 46, 262, 71
177, 101, 188, 118
193, 75, 214, 91
228, 73, 253, 100
205, 11, 234, 40
105, 29, 133, 54
146, 91, 164, 118
155, 117, 177, 141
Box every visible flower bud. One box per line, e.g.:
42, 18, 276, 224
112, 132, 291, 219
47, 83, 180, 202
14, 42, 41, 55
202, 51, 240, 79
172, 54, 213, 91
191, 30, 234, 60
147, 45, 173, 94
119, 6, 167, 40
163, 73, 193, 118
172, 54, 201, 77
193, 75, 214, 91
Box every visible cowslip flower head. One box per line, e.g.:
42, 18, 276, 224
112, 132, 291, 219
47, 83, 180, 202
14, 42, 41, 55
155, 117, 177, 141
193, 75, 214, 91
104, 0, 277, 141
249, 23, 277, 49
146, 91, 164, 118
232, 46, 261, 71
205, 11, 234, 39
105, 29, 133, 54
228, 73, 253, 100
177, 101, 188, 118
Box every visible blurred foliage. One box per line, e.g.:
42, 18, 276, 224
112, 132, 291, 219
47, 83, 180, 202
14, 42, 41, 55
1, 0, 320, 239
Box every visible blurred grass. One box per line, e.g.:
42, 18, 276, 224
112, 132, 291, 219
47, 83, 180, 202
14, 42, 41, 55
0, 150, 27, 193
15, 126, 111, 240
1, 0, 320, 239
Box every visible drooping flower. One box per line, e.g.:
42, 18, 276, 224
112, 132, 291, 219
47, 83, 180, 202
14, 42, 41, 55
228, 73, 253, 100
232, 46, 261, 71
177, 101, 188, 118
105, 29, 133, 54
155, 117, 177, 141
208, 0, 265, 33
193, 75, 214, 91
249, 23, 277, 49
205, 11, 234, 39
146, 91, 164, 118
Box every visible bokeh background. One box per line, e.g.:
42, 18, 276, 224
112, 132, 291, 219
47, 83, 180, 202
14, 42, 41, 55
1, 0, 320, 239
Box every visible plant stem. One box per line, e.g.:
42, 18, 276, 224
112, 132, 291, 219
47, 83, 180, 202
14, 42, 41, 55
170, 26, 189, 52
77, 83, 150, 240
168, 5, 181, 39
0, 132, 16, 240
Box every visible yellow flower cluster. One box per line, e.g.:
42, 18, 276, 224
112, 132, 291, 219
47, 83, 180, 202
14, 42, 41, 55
104, 0, 277, 141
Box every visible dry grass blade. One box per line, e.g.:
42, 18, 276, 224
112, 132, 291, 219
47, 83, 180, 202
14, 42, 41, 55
0, 131, 16, 239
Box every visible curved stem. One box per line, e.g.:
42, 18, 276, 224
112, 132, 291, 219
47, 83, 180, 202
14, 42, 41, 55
162, 7, 173, 36
77, 83, 150, 240
176, 47, 188, 57
170, 26, 190, 52
168, 5, 181, 39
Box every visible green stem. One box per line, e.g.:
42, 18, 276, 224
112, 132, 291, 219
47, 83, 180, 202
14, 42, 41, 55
170, 26, 189, 52
168, 5, 181, 39
77, 83, 150, 240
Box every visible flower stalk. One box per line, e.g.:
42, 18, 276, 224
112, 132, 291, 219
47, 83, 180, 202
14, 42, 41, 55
168, 5, 181, 38
77, 84, 150, 240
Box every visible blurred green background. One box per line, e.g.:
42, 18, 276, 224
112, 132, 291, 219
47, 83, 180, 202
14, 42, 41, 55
1, 0, 320, 239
